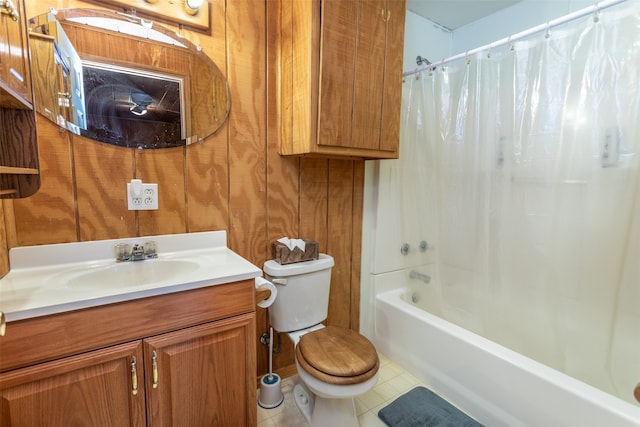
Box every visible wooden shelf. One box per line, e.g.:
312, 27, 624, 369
1, 0, 40, 199
0, 82, 33, 110
0, 166, 39, 175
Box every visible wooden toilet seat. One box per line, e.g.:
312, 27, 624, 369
296, 326, 379, 385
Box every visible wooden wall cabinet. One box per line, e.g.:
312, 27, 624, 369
0, 0, 31, 108
0, 0, 40, 198
0, 282, 257, 426
273, 0, 406, 159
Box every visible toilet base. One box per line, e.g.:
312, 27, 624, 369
294, 381, 359, 427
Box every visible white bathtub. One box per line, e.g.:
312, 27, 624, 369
373, 281, 640, 426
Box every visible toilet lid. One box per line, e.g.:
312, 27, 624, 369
296, 326, 379, 385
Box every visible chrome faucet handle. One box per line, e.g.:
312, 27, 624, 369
144, 241, 158, 259
401, 243, 410, 255
114, 243, 132, 262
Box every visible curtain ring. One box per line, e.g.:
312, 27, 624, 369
593, 3, 600, 23
507, 35, 514, 51
465, 51, 471, 65
544, 22, 551, 39
487, 44, 492, 59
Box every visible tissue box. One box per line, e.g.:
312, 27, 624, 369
271, 239, 319, 264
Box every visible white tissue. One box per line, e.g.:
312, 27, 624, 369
277, 237, 306, 251
255, 277, 277, 308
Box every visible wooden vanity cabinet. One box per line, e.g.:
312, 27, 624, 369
0, 281, 257, 426
271, 0, 405, 159
0, 0, 40, 198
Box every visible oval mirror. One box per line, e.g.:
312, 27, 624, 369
28, 8, 230, 149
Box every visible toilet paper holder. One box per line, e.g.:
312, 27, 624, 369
255, 277, 277, 308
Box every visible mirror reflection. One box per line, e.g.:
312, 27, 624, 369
28, 8, 230, 149
82, 62, 184, 147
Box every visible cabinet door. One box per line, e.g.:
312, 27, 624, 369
351, 0, 388, 151
317, 0, 357, 149
0, 0, 32, 108
0, 341, 146, 427
28, 34, 63, 124
318, 0, 403, 154
378, 0, 405, 153
144, 313, 257, 427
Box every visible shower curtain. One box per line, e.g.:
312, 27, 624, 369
401, 1, 640, 404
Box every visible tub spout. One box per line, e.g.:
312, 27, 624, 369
409, 270, 431, 284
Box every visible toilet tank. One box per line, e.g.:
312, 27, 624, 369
263, 254, 334, 333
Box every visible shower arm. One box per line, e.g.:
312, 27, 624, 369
416, 56, 431, 66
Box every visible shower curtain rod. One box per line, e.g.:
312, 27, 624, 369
403, 0, 627, 77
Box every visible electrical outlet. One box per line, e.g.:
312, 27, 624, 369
127, 180, 158, 210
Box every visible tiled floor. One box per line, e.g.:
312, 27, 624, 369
257, 353, 425, 427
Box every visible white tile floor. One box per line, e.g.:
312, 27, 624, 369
257, 353, 426, 427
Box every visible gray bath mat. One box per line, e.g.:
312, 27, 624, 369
378, 386, 484, 427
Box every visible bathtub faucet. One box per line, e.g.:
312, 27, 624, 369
409, 270, 431, 284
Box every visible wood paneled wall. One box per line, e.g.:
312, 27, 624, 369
0, 0, 364, 378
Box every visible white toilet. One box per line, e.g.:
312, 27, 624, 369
263, 254, 379, 427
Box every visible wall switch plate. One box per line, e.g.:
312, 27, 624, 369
127, 179, 158, 210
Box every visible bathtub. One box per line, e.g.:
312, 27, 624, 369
373, 274, 640, 427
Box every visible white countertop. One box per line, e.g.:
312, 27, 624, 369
0, 231, 262, 322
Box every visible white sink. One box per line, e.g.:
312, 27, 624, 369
0, 231, 263, 321
60, 259, 201, 289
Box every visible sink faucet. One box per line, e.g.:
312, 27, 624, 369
131, 244, 145, 261
115, 241, 157, 262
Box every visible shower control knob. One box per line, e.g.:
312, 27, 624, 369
401, 243, 410, 255
419, 240, 428, 252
